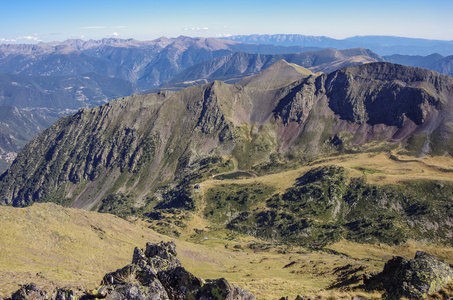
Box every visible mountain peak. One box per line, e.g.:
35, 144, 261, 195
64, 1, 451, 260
238, 59, 313, 89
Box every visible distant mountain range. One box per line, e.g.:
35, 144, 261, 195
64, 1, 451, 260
159, 48, 383, 91
384, 53, 453, 77
0, 37, 387, 172
0, 36, 318, 91
222, 34, 453, 56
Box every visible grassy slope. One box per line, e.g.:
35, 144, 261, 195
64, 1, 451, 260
2, 151, 453, 299
1, 203, 452, 300
199, 150, 453, 193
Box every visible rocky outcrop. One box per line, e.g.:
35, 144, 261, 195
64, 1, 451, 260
5, 241, 254, 300
10, 283, 49, 300
365, 251, 453, 299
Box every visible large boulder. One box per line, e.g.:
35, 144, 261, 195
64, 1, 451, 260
102, 241, 254, 300
365, 251, 453, 299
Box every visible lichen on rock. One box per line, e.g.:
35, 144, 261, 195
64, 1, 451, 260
365, 251, 453, 299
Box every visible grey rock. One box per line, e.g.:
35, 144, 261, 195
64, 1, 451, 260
131, 247, 147, 268
51, 289, 77, 300
105, 283, 167, 300
103, 241, 253, 300
365, 251, 453, 299
11, 283, 48, 300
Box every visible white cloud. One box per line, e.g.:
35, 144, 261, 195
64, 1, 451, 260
216, 33, 233, 37
0, 34, 42, 43
16, 35, 40, 41
183, 27, 210, 32
0, 38, 14, 42
111, 32, 119, 36
80, 26, 107, 29
80, 26, 125, 30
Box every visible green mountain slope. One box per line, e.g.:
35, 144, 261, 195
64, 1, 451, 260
1, 201, 452, 299
1, 62, 453, 246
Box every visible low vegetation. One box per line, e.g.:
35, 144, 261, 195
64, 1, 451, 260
143, 150, 453, 249
2, 202, 453, 300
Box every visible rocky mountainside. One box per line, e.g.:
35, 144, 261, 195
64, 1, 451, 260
223, 34, 453, 56
160, 48, 382, 90
1, 62, 453, 246
0, 72, 137, 173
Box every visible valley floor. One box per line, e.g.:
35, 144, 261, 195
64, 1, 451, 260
1, 150, 453, 299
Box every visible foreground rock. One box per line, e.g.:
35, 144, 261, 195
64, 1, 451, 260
5, 241, 254, 300
365, 251, 453, 299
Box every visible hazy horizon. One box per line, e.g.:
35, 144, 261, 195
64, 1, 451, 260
1, 0, 452, 44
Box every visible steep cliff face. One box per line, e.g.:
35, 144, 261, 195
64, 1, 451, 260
326, 63, 451, 126
1, 62, 452, 210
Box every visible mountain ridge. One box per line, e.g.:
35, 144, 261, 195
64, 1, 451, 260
161, 48, 383, 91
1, 62, 452, 210
0, 37, 320, 90
223, 34, 453, 56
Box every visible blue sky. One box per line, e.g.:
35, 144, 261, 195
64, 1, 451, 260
1, 0, 452, 43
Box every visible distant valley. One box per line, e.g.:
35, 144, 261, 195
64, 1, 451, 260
0, 106, 59, 172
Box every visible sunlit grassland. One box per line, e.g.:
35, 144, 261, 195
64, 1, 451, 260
1, 149, 453, 299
